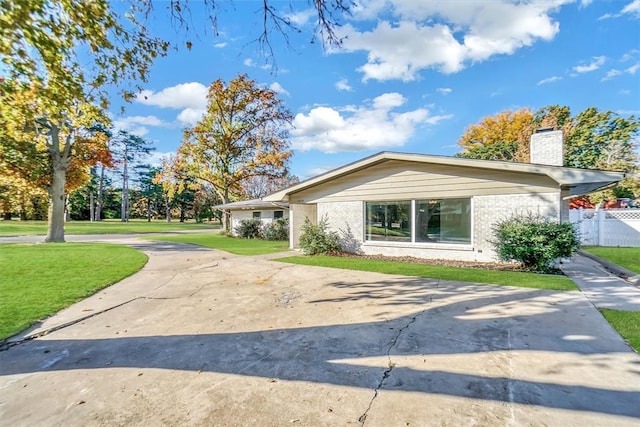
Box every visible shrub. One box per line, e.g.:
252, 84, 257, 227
299, 215, 341, 255
264, 217, 289, 241
492, 213, 580, 273
235, 218, 264, 239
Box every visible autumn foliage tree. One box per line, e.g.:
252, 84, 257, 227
457, 105, 640, 203
177, 74, 293, 230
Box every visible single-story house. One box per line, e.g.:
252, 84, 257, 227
263, 130, 625, 262
215, 198, 289, 234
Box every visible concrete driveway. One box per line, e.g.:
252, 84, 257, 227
1, 239, 639, 426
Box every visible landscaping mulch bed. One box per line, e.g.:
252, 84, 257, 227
333, 252, 528, 271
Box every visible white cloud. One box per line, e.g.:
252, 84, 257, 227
291, 92, 451, 153
626, 63, 640, 74
244, 58, 270, 69
537, 76, 562, 85
177, 108, 206, 126
601, 63, 640, 81
112, 115, 170, 137
573, 56, 606, 73
622, 0, 640, 16
335, 78, 353, 91
337, 1, 567, 81
285, 9, 315, 26
580, 0, 593, 7
270, 82, 290, 96
136, 82, 208, 110
599, 0, 640, 19
436, 87, 452, 95
214, 42, 227, 48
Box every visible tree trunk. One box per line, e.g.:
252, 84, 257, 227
164, 195, 171, 222
90, 191, 95, 222
45, 163, 67, 242
95, 164, 105, 221
222, 188, 231, 231
121, 156, 129, 222
147, 197, 152, 222
3, 211, 11, 220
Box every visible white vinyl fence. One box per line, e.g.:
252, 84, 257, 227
570, 208, 640, 247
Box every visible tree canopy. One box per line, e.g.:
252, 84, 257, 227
174, 74, 293, 230
457, 105, 640, 203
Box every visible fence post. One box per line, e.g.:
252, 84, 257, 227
597, 209, 605, 246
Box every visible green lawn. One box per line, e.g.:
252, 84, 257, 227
276, 255, 577, 291
600, 309, 640, 352
583, 247, 640, 274
0, 243, 148, 340
0, 219, 219, 237
147, 233, 290, 256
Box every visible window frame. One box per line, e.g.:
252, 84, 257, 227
363, 198, 473, 248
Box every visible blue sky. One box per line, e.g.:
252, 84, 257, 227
110, 0, 640, 180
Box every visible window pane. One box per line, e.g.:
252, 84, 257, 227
365, 201, 411, 242
416, 198, 471, 244
274, 210, 283, 219
253, 212, 261, 219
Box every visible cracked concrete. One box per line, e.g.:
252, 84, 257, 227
359, 309, 427, 425
1, 236, 640, 426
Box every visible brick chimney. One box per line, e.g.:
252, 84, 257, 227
530, 128, 563, 166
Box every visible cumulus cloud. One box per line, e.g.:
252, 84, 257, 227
136, 82, 208, 110
135, 82, 209, 127
112, 115, 169, 137
291, 92, 451, 153
335, 78, 354, 91
214, 42, 227, 48
537, 76, 562, 85
436, 87, 452, 95
270, 82, 290, 96
336, 1, 567, 81
573, 56, 606, 73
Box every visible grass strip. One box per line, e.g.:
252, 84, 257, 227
583, 247, 640, 275
275, 255, 578, 291
0, 243, 147, 339
0, 219, 219, 236
600, 309, 640, 352
147, 234, 290, 256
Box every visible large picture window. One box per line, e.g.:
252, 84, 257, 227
416, 198, 471, 244
365, 198, 471, 245
366, 201, 411, 242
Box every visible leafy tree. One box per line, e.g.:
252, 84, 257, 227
457, 106, 640, 202
178, 74, 293, 230
133, 164, 164, 222
0, 0, 166, 241
457, 109, 534, 162
0, 81, 113, 240
110, 130, 154, 222
242, 172, 300, 199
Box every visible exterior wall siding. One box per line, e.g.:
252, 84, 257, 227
289, 161, 558, 204
290, 203, 317, 248
230, 209, 288, 236
315, 192, 560, 262
318, 201, 364, 253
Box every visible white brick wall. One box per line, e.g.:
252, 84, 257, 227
530, 130, 563, 166
318, 201, 364, 253
317, 193, 561, 262
230, 209, 288, 236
